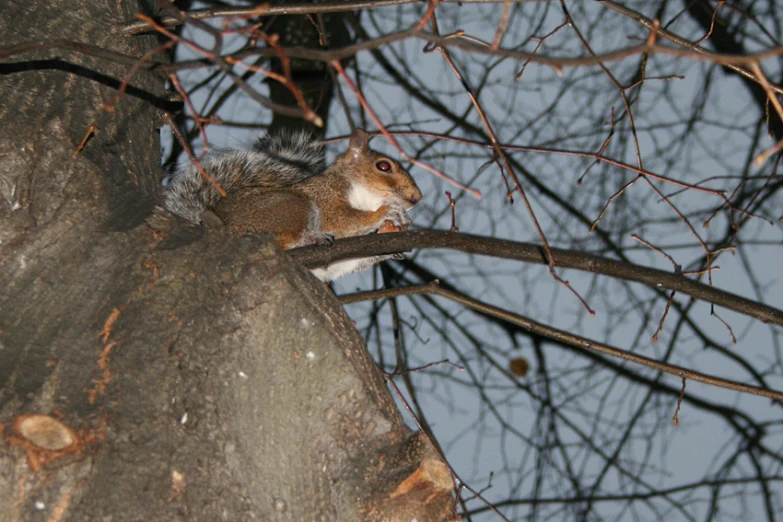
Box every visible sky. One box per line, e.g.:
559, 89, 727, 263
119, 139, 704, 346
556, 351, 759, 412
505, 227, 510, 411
167, 2, 783, 520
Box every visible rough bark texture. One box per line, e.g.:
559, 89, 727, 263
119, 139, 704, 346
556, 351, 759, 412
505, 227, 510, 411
0, 1, 456, 521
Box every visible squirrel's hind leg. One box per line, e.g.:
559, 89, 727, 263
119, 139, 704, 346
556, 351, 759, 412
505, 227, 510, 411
213, 188, 326, 250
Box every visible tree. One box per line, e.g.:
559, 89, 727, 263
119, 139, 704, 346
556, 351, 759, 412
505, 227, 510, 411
2, 1, 782, 521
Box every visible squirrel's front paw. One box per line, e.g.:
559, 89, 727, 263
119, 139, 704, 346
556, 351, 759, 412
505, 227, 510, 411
304, 231, 335, 246
379, 202, 411, 230
378, 220, 407, 234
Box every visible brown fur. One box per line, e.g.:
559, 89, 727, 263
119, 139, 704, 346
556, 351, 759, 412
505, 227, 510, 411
212, 129, 421, 249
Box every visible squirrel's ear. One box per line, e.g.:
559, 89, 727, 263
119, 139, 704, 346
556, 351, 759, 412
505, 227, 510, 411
347, 128, 369, 160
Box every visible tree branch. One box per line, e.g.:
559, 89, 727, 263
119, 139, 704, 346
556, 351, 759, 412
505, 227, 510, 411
289, 230, 783, 326
120, 0, 536, 35
339, 281, 783, 402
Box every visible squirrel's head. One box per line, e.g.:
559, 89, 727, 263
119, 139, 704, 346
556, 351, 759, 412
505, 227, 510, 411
335, 128, 422, 210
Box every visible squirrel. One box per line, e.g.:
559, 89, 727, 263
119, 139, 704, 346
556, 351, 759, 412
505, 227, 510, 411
163, 128, 422, 281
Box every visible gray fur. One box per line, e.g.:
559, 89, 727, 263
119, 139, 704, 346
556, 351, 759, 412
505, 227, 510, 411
163, 129, 408, 282
164, 130, 325, 223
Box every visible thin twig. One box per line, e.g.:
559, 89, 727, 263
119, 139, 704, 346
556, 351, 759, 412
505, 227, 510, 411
163, 113, 226, 197
672, 378, 687, 426
427, 283, 783, 402
120, 0, 525, 35
331, 60, 481, 197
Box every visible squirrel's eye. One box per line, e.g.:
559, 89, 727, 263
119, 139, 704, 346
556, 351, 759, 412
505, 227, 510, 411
375, 160, 392, 172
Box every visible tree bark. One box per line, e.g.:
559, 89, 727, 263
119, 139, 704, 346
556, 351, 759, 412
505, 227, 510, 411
0, 2, 455, 520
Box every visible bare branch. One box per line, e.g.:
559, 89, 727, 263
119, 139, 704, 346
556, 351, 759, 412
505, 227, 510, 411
290, 230, 783, 326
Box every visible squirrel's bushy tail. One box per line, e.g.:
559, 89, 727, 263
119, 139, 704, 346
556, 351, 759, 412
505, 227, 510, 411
253, 131, 325, 179
164, 130, 326, 224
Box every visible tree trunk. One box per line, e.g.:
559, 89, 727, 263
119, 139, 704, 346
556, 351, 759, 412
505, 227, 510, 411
0, 2, 455, 520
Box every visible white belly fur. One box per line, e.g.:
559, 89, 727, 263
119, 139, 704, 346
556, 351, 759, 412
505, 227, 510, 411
314, 183, 390, 281
311, 258, 376, 282
347, 183, 386, 211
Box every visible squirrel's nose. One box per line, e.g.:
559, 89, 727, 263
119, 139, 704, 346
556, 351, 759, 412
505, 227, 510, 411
410, 190, 422, 206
